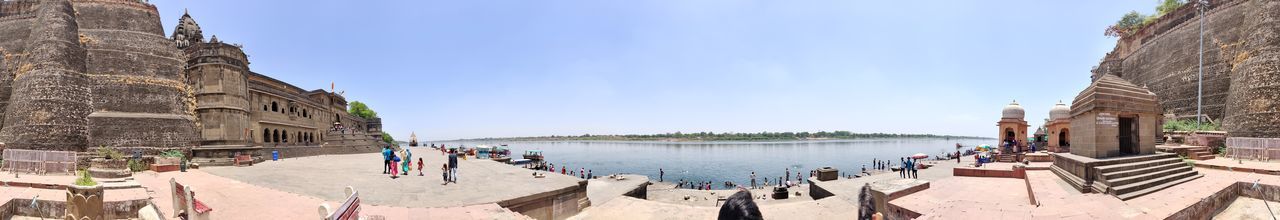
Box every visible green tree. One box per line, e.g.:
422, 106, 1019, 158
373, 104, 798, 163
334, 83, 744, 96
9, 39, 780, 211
381, 131, 395, 145
348, 101, 378, 119
1156, 0, 1185, 16
1105, 11, 1146, 37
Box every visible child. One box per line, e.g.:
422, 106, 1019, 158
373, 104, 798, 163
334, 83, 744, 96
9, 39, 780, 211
441, 163, 450, 185
418, 158, 425, 176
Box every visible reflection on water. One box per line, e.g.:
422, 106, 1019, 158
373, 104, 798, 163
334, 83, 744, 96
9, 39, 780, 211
436, 138, 991, 189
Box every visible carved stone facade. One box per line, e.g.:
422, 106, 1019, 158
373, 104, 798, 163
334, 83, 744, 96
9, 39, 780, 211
0, 0, 385, 160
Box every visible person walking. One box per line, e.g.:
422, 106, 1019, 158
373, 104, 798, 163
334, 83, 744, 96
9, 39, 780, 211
440, 163, 449, 185
448, 151, 459, 183
909, 159, 918, 179
401, 149, 413, 175
382, 146, 392, 174
417, 158, 425, 176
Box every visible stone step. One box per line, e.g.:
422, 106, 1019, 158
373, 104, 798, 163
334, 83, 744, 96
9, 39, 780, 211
1197, 155, 1216, 160
1116, 172, 1204, 201
1105, 164, 1193, 187
1091, 153, 1180, 167
1096, 157, 1181, 174
1110, 170, 1199, 196
1050, 165, 1088, 193
1101, 162, 1187, 181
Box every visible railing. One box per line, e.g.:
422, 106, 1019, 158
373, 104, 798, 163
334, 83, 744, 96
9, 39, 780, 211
1, 149, 78, 175
1225, 137, 1280, 161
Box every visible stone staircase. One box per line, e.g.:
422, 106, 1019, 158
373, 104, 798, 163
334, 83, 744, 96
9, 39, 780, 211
1186, 146, 1216, 160
1094, 153, 1202, 200
996, 154, 1019, 163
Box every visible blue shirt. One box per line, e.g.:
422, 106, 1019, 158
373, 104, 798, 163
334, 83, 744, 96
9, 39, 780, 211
448, 153, 458, 168
382, 148, 392, 160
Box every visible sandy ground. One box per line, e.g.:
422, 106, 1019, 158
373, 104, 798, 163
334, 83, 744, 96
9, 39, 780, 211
1215, 197, 1280, 219
202, 151, 584, 208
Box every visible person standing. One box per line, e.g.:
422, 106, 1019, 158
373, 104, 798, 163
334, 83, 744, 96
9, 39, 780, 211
382, 146, 392, 174
660, 168, 665, 182
448, 151, 459, 183
417, 158, 425, 176
956, 149, 962, 164
580, 168, 585, 179
899, 158, 906, 178
909, 159, 918, 179
402, 149, 413, 174
785, 168, 791, 182
750, 171, 757, 189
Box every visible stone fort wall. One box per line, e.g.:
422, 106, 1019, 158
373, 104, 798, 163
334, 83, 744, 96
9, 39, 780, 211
0, 0, 385, 158
1096, 0, 1280, 138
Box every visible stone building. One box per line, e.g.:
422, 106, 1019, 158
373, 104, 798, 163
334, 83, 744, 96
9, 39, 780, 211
997, 100, 1028, 151
1068, 75, 1162, 158
1046, 101, 1071, 153
1094, 0, 1280, 138
1050, 74, 1200, 200
0, 0, 385, 162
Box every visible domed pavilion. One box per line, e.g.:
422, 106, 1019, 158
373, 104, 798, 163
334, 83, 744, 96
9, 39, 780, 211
1046, 101, 1071, 153
997, 100, 1029, 152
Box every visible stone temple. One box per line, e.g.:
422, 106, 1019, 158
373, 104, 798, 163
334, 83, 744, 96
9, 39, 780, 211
0, 0, 385, 163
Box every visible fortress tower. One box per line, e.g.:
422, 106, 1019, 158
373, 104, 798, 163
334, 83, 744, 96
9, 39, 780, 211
0, 0, 93, 151
175, 12, 254, 148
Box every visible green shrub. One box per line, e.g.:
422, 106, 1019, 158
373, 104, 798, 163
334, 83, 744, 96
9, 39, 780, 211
1163, 119, 1220, 132
127, 159, 147, 172
96, 146, 124, 160
74, 170, 96, 186
160, 150, 184, 159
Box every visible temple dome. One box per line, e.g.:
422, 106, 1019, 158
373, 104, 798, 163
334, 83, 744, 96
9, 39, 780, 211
1002, 100, 1025, 119
1049, 101, 1070, 121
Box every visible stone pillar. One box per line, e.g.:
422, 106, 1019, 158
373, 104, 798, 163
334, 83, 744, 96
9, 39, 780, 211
1224, 0, 1280, 138
0, 0, 92, 151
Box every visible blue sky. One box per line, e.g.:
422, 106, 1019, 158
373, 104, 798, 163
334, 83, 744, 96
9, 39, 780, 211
152, 0, 1157, 140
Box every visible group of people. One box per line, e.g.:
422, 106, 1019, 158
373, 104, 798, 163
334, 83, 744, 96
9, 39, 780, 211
381, 146, 460, 184
541, 162, 594, 180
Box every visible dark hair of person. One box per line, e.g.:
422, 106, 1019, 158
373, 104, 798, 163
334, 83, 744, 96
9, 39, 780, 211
718, 190, 763, 220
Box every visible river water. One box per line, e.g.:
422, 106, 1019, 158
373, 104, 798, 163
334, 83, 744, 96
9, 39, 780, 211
433, 138, 991, 189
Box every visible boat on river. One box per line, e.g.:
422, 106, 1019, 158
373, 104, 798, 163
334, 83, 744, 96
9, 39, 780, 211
523, 150, 544, 161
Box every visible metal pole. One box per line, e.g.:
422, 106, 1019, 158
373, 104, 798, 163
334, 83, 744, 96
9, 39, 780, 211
1197, 1, 1205, 129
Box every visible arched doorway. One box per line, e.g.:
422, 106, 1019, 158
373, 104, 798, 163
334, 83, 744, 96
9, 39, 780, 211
263, 129, 270, 143
1058, 128, 1070, 147
272, 129, 280, 143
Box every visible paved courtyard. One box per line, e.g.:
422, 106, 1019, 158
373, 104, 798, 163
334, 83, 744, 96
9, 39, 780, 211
202, 150, 585, 208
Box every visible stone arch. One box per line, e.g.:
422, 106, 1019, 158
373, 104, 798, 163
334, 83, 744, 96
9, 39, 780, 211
272, 129, 280, 143
263, 129, 270, 143
303, 109, 308, 117
282, 130, 289, 143
1058, 128, 1070, 147
271, 102, 278, 112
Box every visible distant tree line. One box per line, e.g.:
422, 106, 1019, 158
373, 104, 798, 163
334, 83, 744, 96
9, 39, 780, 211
455, 131, 991, 142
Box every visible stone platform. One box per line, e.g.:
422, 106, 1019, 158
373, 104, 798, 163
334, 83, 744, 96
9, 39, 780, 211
0, 174, 151, 219
201, 151, 588, 219
585, 174, 649, 205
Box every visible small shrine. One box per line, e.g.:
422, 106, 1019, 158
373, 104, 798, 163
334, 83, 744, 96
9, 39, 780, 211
997, 100, 1029, 153
1067, 75, 1161, 158
1046, 101, 1071, 153
1050, 74, 1198, 200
